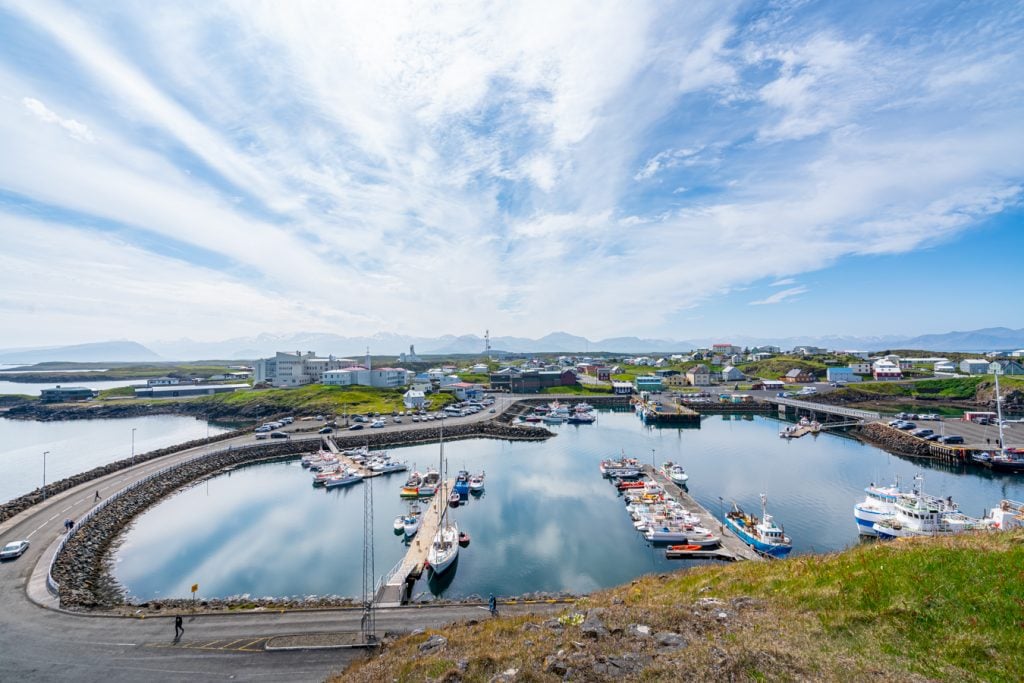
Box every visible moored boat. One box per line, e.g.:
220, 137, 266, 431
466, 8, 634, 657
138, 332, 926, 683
724, 494, 792, 558
419, 469, 441, 497
324, 472, 363, 488
661, 461, 689, 485
599, 456, 641, 478
400, 471, 422, 498
468, 472, 485, 493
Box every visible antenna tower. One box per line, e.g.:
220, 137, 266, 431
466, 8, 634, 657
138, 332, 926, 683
484, 329, 492, 357
361, 476, 376, 644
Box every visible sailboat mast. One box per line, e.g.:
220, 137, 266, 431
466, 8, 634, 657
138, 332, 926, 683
994, 371, 1006, 456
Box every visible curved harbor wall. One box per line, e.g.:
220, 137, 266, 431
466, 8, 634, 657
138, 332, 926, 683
49, 420, 550, 610
857, 422, 932, 457
0, 429, 246, 524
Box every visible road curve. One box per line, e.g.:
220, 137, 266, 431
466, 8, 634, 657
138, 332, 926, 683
0, 395, 562, 682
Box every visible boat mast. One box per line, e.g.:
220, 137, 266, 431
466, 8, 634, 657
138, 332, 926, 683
994, 370, 1006, 457
439, 419, 448, 529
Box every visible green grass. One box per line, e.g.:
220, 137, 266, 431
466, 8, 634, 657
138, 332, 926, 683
97, 386, 138, 398
188, 384, 455, 416
737, 356, 828, 380
340, 532, 1024, 682
540, 384, 613, 395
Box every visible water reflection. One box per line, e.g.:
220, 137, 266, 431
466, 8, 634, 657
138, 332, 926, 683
115, 411, 1024, 602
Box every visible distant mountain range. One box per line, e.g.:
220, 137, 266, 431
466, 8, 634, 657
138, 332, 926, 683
0, 341, 161, 364
2, 328, 1022, 363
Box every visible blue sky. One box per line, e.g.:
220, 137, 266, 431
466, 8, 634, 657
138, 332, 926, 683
0, 0, 1021, 348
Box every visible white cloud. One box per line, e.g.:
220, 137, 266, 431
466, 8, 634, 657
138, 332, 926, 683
770, 278, 796, 287
22, 97, 95, 142
749, 286, 807, 306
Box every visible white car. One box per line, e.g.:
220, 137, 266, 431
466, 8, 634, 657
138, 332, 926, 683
0, 540, 30, 560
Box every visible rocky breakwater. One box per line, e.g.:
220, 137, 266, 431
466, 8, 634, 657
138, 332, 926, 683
50, 440, 308, 610
858, 422, 932, 457
0, 429, 246, 525
331, 420, 553, 451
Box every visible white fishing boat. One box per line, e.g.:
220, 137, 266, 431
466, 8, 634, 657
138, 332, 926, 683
323, 471, 363, 488
661, 461, 689, 485
468, 472, 485, 493
724, 494, 792, 558
873, 493, 990, 539
371, 460, 408, 474
402, 503, 423, 537
419, 468, 441, 497
599, 455, 641, 478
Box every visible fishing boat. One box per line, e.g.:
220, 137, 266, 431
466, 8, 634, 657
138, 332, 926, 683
419, 468, 441, 497
566, 411, 596, 424
448, 490, 461, 507
661, 461, 689, 485
985, 499, 1024, 530
872, 493, 991, 539
599, 455, 641, 478
403, 503, 422, 538
393, 514, 405, 532
458, 531, 471, 546
542, 415, 565, 425
468, 472, 485, 493
852, 478, 908, 536
453, 470, 470, 497
323, 472, 363, 489
372, 460, 408, 475
644, 525, 720, 545
724, 494, 792, 558
400, 471, 422, 498
427, 420, 460, 575
616, 480, 646, 490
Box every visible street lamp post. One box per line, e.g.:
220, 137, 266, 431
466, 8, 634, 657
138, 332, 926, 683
650, 448, 656, 471
131, 427, 136, 466
42, 450, 49, 500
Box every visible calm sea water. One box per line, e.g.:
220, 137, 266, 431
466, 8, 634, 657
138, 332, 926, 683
0, 379, 145, 396
113, 411, 1024, 602
0, 416, 233, 503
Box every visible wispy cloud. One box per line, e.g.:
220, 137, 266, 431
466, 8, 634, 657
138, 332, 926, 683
22, 97, 95, 142
0, 1, 1021, 346
749, 286, 808, 306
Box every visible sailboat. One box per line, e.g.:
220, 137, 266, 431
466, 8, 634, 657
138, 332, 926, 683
427, 420, 460, 575
988, 371, 1024, 473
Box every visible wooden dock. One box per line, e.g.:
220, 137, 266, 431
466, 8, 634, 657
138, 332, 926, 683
635, 398, 701, 426
641, 465, 762, 562
779, 425, 819, 439
323, 436, 385, 478
375, 479, 454, 606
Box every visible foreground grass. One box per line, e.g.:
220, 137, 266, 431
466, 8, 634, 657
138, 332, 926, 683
342, 532, 1024, 682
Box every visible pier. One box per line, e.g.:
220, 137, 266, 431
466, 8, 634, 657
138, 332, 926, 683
323, 436, 387, 478
375, 478, 455, 606
641, 465, 763, 562
633, 397, 701, 426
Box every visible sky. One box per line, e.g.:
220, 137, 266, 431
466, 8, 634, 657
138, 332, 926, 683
0, 0, 1022, 349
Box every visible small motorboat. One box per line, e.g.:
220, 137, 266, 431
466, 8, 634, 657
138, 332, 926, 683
401, 471, 422, 498
617, 480, 646, 490
393, 515, 405, 533
454, 470, 470, 496
458, 531, 471, 546
468, 472, 485, 493
449, 490, 461, 507
667, 544, 703, 552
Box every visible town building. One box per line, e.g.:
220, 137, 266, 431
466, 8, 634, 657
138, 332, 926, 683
750, 379, 785, 391
793, 346, 828, 356
611, 381, 634, 395
634, 375, 664, 392
712, 343, 743, 356
721, 366, 745, 382
489, 367, 578, 393
403, 389, 426, 409
991, 360, 1024, 375
596, 367, 611, 381
826, 367, 861, 383
686, 364, 712, 386
441, 382, 485, 401
959, 359, 991, 375
40, 386, 97, 402
871, 360, 903, 381
784, 368, 816, 383
254, 351, 360, 387
934, 361, 956, 373
146, 376, 180, 387
133, 384, 249, 398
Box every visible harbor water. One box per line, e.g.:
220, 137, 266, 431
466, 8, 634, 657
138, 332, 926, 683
0, 416, 234, 503
0, 379, 145, 396
112, 410, 1024, 602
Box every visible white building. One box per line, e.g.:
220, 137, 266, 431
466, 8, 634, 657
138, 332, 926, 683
934, 361, 956, 373
960, 359, 990, 375
849, 362, 872, 375
721, 366, 746, 381
872, 359, 903, 381
369, 368, 408, 388
254, 351, 360, 387
322, 367, 370, 386
403, 389, 426, 409
147, 376, 180, 387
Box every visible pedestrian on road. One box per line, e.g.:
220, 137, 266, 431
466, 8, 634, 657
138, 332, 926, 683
94, 490, 101, 501
174, 615, 184, 640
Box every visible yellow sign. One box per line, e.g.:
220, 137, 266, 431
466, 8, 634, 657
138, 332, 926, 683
191, 583, 199, 593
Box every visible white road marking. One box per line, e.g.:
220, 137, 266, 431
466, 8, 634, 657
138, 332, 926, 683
78, 641, 137, 646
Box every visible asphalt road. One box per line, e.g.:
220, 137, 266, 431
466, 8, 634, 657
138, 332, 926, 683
0, 396, 559, 682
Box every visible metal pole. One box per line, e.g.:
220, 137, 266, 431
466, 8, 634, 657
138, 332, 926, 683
42, 451, 49, 500
131, 427, 136, 466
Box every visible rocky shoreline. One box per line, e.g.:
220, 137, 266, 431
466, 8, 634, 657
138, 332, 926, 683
855, 422, 933, 457
49, 420, 552, 611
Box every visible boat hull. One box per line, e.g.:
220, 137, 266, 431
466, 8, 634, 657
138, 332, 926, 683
724, 516, 792, 557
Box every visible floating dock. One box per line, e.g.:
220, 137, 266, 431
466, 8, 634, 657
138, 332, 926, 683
323, 436, 387, 478
376, 478, 455, 606
634, 398, 701, 426
641, 465, 763, 562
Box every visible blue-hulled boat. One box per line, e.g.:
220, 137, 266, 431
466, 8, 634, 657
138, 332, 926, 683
724, 494, 792, 558
454, 470, 470, 497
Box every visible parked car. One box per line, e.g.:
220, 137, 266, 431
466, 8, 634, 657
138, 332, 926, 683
317, 427, 333, 434
393, 417, 402, 423
897, 422, 916, 430
911, 429, 933, 438
370, 419, 385, 428
924, 433, 943, 441
271, 431, 291, 439
0, 540, 30, 561
348, 423, 364, 430
939, 435, 964, 444
256, 432, 269, 440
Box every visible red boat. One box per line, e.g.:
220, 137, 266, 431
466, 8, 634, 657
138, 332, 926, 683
667, 544, 703, 552
617, 481, 646, 490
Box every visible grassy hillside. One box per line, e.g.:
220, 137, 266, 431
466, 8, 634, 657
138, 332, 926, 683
833, 376, 1024, 403
342, 532, 1024, 682
737, 356, 828, 380
190, 384, 455, 416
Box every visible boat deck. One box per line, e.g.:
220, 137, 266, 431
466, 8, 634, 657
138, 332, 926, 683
641, 465, 763, 562
376, 479, 455, 606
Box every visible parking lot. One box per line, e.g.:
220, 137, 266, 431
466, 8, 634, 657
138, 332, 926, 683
884, 413, 1021, 449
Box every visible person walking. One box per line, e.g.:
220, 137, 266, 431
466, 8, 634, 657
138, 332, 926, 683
94, 490, 101, 501
174, 615, 184, 640
488, 594, 498, 617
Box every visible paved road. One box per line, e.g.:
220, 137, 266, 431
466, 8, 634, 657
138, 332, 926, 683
0, 396, 560, 682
